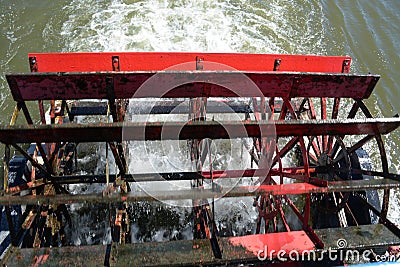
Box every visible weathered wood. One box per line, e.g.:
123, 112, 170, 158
6, 71, 379, 101
4, 224, 399, 266
0, 118, 398, 144
2, 231, 314, 266
1, 179, 399, 206
315, 224, 400, 250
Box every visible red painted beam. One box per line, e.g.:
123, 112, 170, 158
228, 231, 315, 259
28, 52, 351, 73
201, 167, 315, 179
0, 118, 398, 144
6, 71, 379, 101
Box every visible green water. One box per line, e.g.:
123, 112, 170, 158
0, 0, 399, 214
1, 1, 399, 113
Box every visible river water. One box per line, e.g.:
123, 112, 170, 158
0, 0, 399, 244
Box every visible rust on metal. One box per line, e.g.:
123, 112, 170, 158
107, 142, 127, 175
28, 56, 38, 72
273, 58, 281, 71
196, 56, 204, 70
342, 58, 351, 73
112, 55, 120, 71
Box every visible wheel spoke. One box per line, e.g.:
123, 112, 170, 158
283, 194, 304, 223
307, 137, 319, 164
332, 98, 341, 119
278, 98, 289, 120
333, 135, 373, 165
357, 100, 389, 173
272, 137, 299, 167
268, 97, 275, 119
381, 189, 390, 221
298, 98, 308, 114
347, 100, 360, 119
303, 194, 311, 226
321, 97, 327, 152
277, 197, 291, 232
329, 138, 342, 160
307, 135, 321, 158
275, 145, 284, 184
327, 98, 341, 152
298, 137, 310, 181
308, 98, 317, 119
344, 202, 359, 226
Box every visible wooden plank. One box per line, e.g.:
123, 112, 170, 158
5, 225, 399, 266
28, 52, 351, 73
3, 231, 314, 266
315, 224, 400, 250
70, 100, 252, 116
0, 118, 398, 144
6, 71, 379, 101
1, 179, 400, 206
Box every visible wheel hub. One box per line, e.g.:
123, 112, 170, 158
317, 152, 332, 167
316, 152, 336, 181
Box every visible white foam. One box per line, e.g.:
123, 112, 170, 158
60, 0, 326, 54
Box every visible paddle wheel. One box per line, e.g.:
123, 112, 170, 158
0, 52, 400, 266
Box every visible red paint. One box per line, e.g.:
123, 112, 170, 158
249, 183, 326, 195
229, 231, 315, 259
28, 52, 351, 72
200, 167, 316, 179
